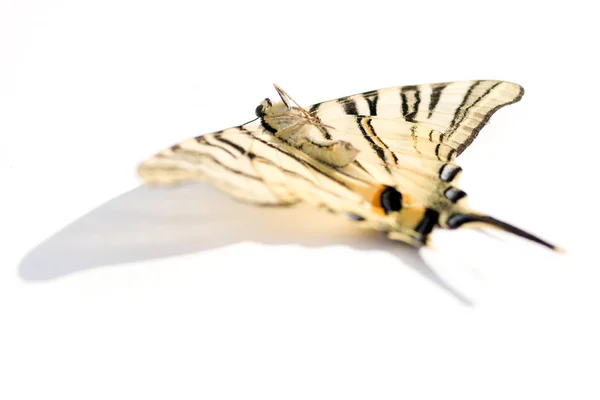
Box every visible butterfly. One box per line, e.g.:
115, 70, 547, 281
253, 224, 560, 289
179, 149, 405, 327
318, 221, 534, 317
138, 80, 561, 253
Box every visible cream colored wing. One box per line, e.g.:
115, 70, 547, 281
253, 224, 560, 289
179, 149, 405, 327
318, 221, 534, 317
309, 80, 524, 156
139, 124, 296, 205
301, 80, 557, 250
301, 81, 523, 204
138, 81, 559, 251
138, 122, 376, 210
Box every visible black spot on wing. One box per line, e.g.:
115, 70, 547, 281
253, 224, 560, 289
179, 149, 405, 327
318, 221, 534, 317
444, 187, 466, 203
380, 186, 403, 214
415, 208, 440, 238
439, 164, 462, 182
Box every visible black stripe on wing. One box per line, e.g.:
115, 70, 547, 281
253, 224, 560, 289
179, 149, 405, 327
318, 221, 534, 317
427, 85, 445, 119
441, 81, 524, 155
454, 84, 524, 155
400, 85, 420, 122
355, 116, 399, 173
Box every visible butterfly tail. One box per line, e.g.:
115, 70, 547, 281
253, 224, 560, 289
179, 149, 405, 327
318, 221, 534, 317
445, 213, 563, 252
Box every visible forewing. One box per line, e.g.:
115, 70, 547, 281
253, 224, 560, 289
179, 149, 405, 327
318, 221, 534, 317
138, 122, 376, 209
310, 80, 524, 156
302, 80, 522, 207
138, 124, 299, 206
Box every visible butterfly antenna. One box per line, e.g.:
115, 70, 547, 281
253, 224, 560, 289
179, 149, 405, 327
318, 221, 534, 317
446, 213, 564, 252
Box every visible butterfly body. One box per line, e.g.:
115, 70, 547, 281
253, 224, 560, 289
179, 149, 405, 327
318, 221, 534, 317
139, 80, 560, 251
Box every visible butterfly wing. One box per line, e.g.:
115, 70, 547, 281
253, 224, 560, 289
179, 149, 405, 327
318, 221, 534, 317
309, 80, 524, 156
139, 124, 298, 205
138, 81, 556, 249
138, 122, 377, 210
304, 81, 521, 200
305, 80, 558, 250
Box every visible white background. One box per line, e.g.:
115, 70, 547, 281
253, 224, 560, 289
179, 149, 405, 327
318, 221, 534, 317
1, 1, 599, 399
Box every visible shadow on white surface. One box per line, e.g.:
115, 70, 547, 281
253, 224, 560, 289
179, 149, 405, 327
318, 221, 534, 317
18, 183, 472, 304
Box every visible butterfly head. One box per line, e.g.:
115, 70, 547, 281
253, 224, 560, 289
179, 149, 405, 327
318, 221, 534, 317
254, 88, 311, 135
255, 85, 326, 138
255, 98, 273, 118
255, 97, 292, 118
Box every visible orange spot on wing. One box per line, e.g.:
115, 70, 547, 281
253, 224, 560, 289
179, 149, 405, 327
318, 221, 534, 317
370, 186, 387, 216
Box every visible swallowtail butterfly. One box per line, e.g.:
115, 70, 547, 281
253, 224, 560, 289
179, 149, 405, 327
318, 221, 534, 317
139, 80, 561, 253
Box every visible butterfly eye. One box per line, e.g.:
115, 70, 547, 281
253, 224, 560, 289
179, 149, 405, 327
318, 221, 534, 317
380, 186, 403, 214
255, 104, 264, 118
